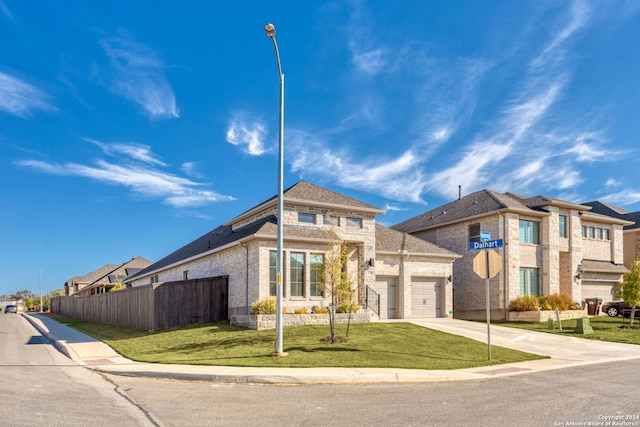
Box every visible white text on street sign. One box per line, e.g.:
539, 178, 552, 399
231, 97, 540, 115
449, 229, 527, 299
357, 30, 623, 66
469, 239, 504, 251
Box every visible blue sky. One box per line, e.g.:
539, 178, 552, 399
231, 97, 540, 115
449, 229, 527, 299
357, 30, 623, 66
2, 1, 639, 297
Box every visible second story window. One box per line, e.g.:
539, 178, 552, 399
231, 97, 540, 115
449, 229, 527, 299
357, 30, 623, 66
604, 229, 611, 240
519, 220, 539, 244
323, 215, 340, 226
346, 217, 362, 228
468, 223, 480, 243
298, 213, 316, 224
559, 215, 567, 238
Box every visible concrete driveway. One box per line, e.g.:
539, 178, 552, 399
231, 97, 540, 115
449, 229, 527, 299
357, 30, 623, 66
408, 318, 640, 363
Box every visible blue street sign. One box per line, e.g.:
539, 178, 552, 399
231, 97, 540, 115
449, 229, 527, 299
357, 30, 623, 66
469, 239, 504, 251
480, 231, 491, 241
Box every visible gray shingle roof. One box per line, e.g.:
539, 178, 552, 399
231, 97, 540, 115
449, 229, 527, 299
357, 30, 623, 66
392, 189, 539, 233
392, 189, 598, 234
375, 224, 460, 258
583, 201, 639, 230
126, 216, 279, 282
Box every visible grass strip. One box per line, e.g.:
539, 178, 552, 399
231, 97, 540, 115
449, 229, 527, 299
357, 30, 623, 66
496, 316, 640, 345
42, 313, 545, 369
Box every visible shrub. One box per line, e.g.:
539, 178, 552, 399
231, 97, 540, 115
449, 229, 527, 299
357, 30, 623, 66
539, 293, 573, 311
251, 298, 276, 315
508, 293, 577, 312
311, 306, 329, 314
294, 307, 308, 314
508, 295, 540, 312
335, 301, 360, 313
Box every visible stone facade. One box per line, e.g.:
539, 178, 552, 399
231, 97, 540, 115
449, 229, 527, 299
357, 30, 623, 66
127, 181, 458, 323
393, 189, 630, 321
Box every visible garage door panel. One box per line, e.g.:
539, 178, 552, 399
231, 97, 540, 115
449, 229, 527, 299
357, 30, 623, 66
411, 278, 441, 318
582, 282, 617, 302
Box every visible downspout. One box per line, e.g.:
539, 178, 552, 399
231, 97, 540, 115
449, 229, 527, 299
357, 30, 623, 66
238, 242, 249, 315
502, 214, 508, 319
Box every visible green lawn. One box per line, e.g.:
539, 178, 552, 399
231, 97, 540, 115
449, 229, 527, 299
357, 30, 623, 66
43, 314, 546, 369
497, 316, 640, 345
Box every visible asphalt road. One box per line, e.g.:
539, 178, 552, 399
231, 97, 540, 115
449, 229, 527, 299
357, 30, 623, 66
105, 359, 640, 427
3, 313, 639, 426
0, 313, 155, 427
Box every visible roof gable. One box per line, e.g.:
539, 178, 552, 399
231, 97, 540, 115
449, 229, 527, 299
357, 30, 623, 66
226, 180, 383, 227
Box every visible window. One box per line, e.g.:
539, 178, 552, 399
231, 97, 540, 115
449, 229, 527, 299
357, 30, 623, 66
604, 229, 610, 240
151, 275, 159, 284
596, 228, 603, 240
269, 251, 277, 296
519, 220, 539, 244
588, 227, 595, 239
581, 226, 587, 238
310, 253, 325, 297
559, 215, 567, 238
323, 215, 340, 226
290, 252, 305, 297
298, 213, 316, 224
468, 223, 481, 243
346, 217, 362, 228
519, 268, 539, 296
183, 270, 190, 280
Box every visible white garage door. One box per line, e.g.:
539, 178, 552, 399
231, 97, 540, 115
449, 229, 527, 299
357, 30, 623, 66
411, 278, 441, 318
582, 282, 617, 303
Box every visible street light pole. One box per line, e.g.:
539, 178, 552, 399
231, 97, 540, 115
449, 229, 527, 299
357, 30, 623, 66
35, 268, 42, 312
264, 23, 287, 357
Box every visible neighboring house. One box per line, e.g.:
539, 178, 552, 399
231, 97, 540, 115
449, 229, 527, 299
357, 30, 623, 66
392, 189, 632, 320
582, 201, 640, 269
65, 256, 152, 296
126, 181, 460, 320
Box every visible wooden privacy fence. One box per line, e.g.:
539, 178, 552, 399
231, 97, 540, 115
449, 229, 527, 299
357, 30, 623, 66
51, 276, 228, 331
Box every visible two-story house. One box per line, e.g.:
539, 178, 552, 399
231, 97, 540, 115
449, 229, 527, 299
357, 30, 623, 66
582, 201, 640, 269
125, 181, 460, 320
392, 189, 632, 320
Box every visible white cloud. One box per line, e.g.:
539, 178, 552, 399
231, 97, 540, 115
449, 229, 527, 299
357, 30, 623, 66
0, 1, 13, 19
99, 31, 178, 119
533, 0, 591, 69
599, 189, 640, 207
226, 114, 270, 156
0, 71, 55, 117
16, 142, 234, 208
605, 178, 621, 188
289, 130, 427, 203
84, 138, 166, 166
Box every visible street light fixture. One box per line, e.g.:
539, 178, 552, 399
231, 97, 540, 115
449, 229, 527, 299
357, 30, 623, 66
264, 23, 287, 357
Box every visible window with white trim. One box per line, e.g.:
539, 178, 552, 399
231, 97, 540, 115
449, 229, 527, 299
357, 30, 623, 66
290, 252, 305, 297
519, 268, 539, 297
519, 220, 539, 244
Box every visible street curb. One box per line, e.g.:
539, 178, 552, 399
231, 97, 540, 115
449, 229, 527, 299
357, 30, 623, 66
21, 313, 86, 365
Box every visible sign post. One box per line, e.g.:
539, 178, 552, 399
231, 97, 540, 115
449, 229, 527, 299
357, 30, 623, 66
470, 237, 503, 361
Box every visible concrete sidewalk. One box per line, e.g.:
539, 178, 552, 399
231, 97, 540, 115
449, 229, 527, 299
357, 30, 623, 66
22, 314, 640, 384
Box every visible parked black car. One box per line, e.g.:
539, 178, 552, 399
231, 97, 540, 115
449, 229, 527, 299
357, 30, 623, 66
4, 304, 17, 313
601, 301, 640, 318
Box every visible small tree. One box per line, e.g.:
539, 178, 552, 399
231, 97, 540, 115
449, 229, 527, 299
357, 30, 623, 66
108, 280, 126, 292
320, 228, 354, 343
617, 261, 640, 327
